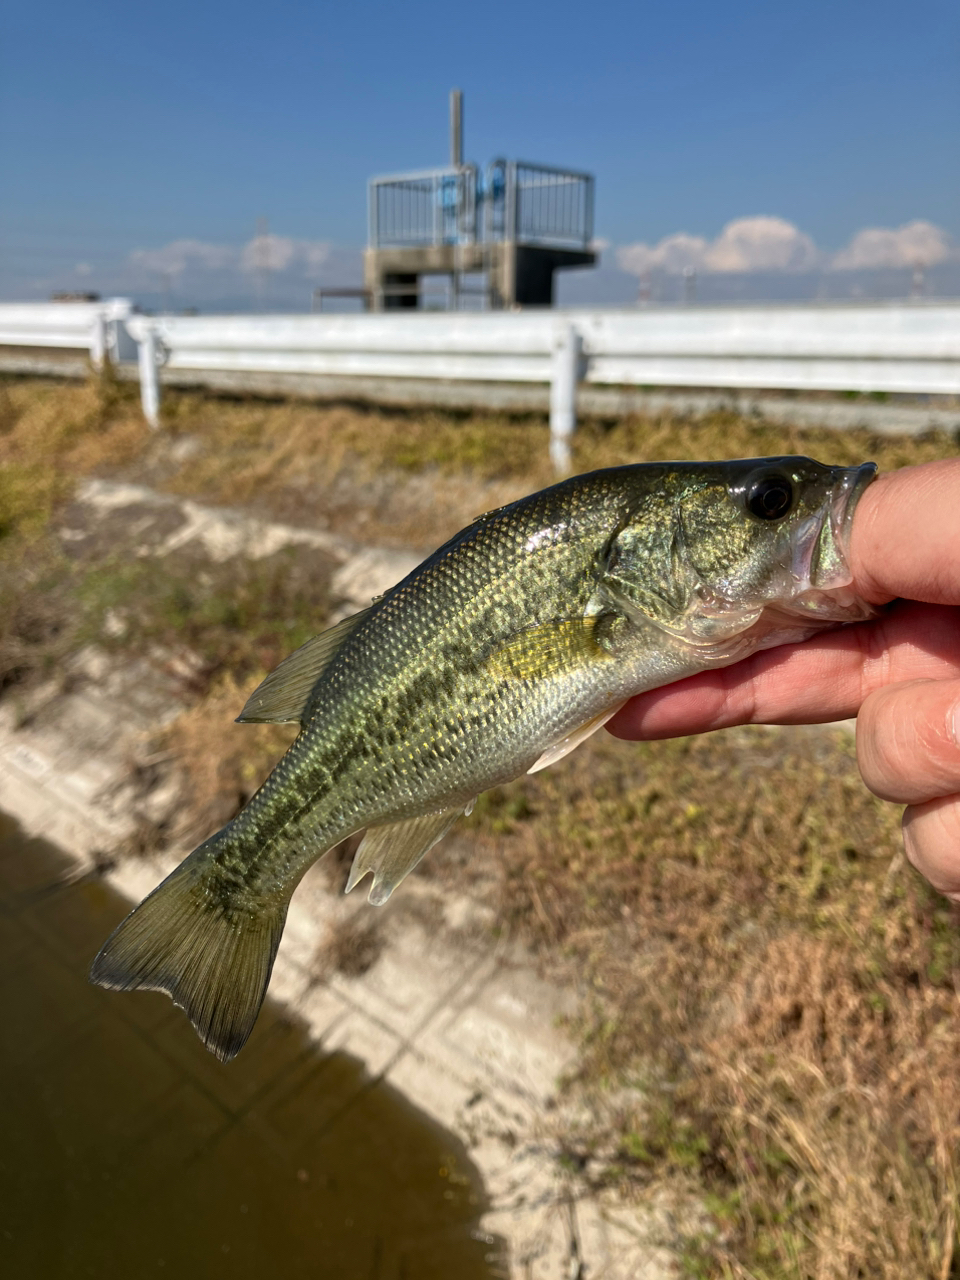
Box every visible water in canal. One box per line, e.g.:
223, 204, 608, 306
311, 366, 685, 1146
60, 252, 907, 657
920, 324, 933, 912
0, 813, 500, 1278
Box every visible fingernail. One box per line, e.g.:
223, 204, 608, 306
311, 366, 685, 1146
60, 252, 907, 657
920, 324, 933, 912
952, 699, 960, 748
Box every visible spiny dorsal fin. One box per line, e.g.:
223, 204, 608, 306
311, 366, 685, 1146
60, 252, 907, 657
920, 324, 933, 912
485, 616, 610, 683
345, 807, 467, 906
237, 606, 373, 725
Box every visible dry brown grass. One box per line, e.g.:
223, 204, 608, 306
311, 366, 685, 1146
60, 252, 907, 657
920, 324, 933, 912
0, 372, 144, 544
151, 388, 959, 550
0, 373, 148, 685
159, 673, 297, 841
465, 728, 960, 1278
2, 374, 959, 1276
2, 373, 957, 551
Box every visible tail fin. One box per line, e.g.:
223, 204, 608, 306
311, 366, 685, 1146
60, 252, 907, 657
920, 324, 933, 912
90, 854, 288, 1062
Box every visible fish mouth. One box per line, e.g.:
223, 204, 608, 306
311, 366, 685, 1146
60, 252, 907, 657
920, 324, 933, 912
829, 461, 878, 561
786, 461, 878, 622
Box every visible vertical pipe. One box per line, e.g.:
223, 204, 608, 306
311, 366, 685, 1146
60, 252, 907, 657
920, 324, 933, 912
549, 322, 580, 475
450, 89, 463, 168
138, 327, 160, 430
450, 91, 463, 306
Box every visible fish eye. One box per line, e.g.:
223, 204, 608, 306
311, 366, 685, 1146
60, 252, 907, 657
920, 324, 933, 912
746, 474, 794, 521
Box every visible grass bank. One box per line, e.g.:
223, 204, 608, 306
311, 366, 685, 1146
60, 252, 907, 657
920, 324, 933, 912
2, 372, 959, 1278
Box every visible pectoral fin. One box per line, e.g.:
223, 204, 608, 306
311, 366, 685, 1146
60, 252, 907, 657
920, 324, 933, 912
527, 700, 627, 774
237, 607, 373, 724
345, 806, 467, 906
486, 616, 610, 683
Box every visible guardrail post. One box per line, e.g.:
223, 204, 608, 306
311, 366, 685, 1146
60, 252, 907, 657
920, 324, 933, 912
137, 327, 161, 429
550, 322, 581, 474
89, 313, 107, 370
109, 317, 138, 364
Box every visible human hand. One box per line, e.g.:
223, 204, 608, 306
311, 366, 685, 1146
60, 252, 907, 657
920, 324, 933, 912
608, 458, 960, 902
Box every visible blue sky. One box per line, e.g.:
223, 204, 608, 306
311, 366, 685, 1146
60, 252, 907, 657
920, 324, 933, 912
2, 0, 958, 306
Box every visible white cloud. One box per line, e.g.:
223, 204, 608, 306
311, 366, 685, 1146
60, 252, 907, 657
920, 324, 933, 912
75, 262, 92, 276
830, 220, 956, 270
617, 216, 959, 277
617, 216, 819, 275
240, 233, 294, 274
301, 241, 332, 274
129, 238, 236, 277
704, 217, 818, 272
617, 232, 708, 275
125, 235, 334, 288
239, 234, 331, 277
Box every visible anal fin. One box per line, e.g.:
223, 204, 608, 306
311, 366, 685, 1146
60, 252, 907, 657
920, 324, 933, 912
345, 807, 466, 906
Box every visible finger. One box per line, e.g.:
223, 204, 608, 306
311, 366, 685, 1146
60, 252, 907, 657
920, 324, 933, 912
856, 678, 960, 804
903, 795, 960, 904
851, 459, 960, 607
608, 601, 960, 741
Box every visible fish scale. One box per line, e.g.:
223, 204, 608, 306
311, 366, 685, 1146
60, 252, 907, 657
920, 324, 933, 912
91, 457, 877, 1060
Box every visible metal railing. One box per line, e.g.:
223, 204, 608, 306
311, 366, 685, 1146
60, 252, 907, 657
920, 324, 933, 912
311, 287, 372, 312
369, 161, 594, 250
369, 166, 479, 248
507, 162, 593, 249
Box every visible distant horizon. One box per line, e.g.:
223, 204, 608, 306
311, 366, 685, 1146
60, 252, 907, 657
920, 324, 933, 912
15, 247, 957, 317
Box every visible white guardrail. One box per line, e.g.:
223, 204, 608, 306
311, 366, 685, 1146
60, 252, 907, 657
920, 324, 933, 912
0, 299, 138, 368
1, 302, 959, 470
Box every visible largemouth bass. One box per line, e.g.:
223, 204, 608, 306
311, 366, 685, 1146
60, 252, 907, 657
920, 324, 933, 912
91, 457, 877, 1060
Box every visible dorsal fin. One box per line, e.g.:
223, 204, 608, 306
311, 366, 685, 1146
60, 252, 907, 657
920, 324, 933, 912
236, 607, 372, 725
